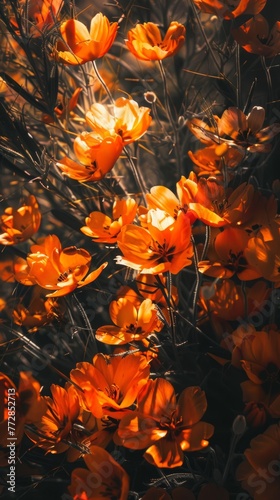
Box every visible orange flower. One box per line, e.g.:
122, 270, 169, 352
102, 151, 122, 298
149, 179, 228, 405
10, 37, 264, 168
193, 0, 266, 20
232, 15, 280, 58
7, 286, 64, 331
126, 21, 186, 61
0, 372, 47, 466
12, 0, 64, 37
188, 145, 244, 177
54, 13, 118, 65
244, 225, 280, 287
95, 296, 161, 345
217, 106, 280, 152
14, 234, 107, 297
236, 424, 280, 500
68, 447, 129, 500
0, 254, 15, 282
85, 97, 152, 145
26, 383, 97, 461
42, 87, 83, 124
57, 134, 123, 182
118, 378, 214, 468
199, 280, 270, 322
70, 350, 150, 419
144, 175, 225, 227
198, 227, 261, 280
117, 209, 193, 274
231, 325, 280, 415
188, 106, 280, 153
0, 195, 41, 245
232, 327, 280, 387
81, 198, 137, 244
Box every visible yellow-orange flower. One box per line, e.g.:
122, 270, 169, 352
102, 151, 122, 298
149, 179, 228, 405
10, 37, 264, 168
85, 97, 152, 145
236, 424, 280, 500
118, 378, 214, 468
70, 350, 150, 419
0, 372, 47, 466
54, 13, 118, 65
193, 0, 266, 20
81, 198, 137, 244
26, 383, 97, 461
232, 15, 280, 58
0, 195, 41, 245
68, 447, 129, 500
14, 234, 107, 297
126, 21, 186, 61
117, 209, 193, 274
95, 296, 161, 345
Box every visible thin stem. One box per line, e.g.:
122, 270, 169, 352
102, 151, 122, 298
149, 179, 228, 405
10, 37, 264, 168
190, 0, 221, 74
261, 56, 273, 114
191, 235, 201, 325
158, 60, 183, 177
124, 146, 148, 205
92, 60, 114, 105
235, 43, 241, 109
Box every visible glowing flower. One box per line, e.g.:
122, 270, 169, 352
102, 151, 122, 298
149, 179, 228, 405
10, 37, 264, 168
57, 134, 123, 182
70, 350, 150, 419
59, 97, 151, 182
232, 15, 280, 58
193, 0, 266, 20
26, 383, 97, 461
117, 209, 193, 274
14, 234, 107, 297
68, 447, 129, 500
126, 21, 186, 61
144, 175, 225, 227
81, 198, 137, 244
198, 227, 261, 280
85, 97, 152, 145
54, 13, 118, 65
118, 378, 214, 468
95, 297, 161, 345
0, 195, 41, 245
236, 424, 280, 500
0, 372, 46, 466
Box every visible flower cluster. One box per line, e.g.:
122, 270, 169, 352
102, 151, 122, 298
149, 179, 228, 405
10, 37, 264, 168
0, 0, 279, 499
